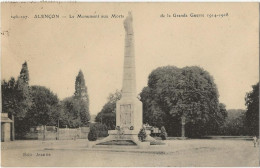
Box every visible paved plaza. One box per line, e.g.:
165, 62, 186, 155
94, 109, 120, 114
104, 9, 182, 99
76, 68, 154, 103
1, 139, 259, 167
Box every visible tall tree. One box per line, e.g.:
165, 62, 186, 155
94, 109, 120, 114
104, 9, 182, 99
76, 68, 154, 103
61, 70, 90, 127
16, 61, 32, 118
1, 61, 32, 138
74, 70, 89, 101
95, 90, 122, 129
2, 62, 32, 118
74, 70, 90, 125
18, 61, 29, 85
245, 82, 259, 136
140, 66, 226, 137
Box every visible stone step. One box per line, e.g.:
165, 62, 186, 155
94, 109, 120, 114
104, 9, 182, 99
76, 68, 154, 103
94, 145, 139, 149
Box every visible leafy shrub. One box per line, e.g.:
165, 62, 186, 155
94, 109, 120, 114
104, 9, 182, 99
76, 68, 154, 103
138, 127, 147, 142
89, 123, 108, 138
88, 128, 97, 141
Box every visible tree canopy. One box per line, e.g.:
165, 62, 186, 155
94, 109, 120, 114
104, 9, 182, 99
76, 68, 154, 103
61, 97, 90, 127
95, 90, 122, 130
61, 70, 90, 127
1, 62, 63, 138
74, 70, 89, 101
1, 63, 92, 138
245, 82, 259, 136
218, 109, 246, 136
2, 62, 32, 119
18, 61, 29, 85
140, 66, 227, 137
26, 85, 61, 126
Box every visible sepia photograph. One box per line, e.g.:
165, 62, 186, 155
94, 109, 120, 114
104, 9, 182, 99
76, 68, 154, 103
1, 2, 259, 167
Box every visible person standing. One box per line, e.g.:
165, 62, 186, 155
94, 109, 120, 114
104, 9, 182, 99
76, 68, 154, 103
253, 136, 257, 147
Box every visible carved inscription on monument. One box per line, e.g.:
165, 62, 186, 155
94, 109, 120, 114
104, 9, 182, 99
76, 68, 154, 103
120, 104, 132, 128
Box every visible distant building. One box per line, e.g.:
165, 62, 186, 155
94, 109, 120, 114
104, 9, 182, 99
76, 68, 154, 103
1, 113, 13, 142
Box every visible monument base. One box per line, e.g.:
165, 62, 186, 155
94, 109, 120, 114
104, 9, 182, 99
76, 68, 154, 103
87, 130, 150, 149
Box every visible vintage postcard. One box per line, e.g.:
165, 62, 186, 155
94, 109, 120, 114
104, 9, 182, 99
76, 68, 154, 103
1, 2, 259, 167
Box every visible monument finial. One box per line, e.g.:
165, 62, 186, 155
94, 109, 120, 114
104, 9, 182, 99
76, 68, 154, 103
124, 12, 133, 34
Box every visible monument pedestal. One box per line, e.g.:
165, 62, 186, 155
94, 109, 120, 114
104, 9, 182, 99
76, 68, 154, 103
88, 96, 147, 148
115, 97, 143, 131
87, 130, 150, 149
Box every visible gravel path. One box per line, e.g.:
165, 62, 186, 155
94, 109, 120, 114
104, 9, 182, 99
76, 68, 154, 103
1, 139, 259, 166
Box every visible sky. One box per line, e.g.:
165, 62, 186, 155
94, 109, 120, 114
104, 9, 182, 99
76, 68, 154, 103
1, 3, 259, 115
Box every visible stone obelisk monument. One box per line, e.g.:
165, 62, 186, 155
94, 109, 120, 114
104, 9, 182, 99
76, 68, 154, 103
115, 11, 143, 132
90, 12, 149, 148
